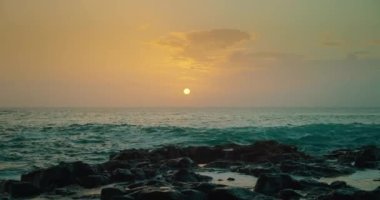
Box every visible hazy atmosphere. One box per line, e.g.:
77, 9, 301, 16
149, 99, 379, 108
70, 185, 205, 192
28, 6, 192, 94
1, 0, 380, 107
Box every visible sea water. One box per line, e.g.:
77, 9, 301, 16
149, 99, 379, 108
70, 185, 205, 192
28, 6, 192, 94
0, 107, 379, 180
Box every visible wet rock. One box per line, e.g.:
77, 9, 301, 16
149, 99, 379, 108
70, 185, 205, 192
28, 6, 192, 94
192, 182, 220, 193
0, 180, 18, 193
111, 149, 149, 161
131, 168, 146, 180
330, 181, 347, 189
322, 188, 359, 200
167, 157, 194, 169
238, 141, 308, 163
111, 168, 135, 182
54, 188, 76, 195
21, 161, 96, 191
279, 160, 354, 177
227, 177, 235, 181
208, 187, 260, 200
354, 145, 380, 168
297, 178, 330, 190
319, 187, 380, 200
143, 168, 157, 178
101, 187, 125, 200
101, 160, 131, 172
254, 174, 300, 196
204, 160, 243, 169
235, 164, 279, 177
181, 189, 207, 200
278, 189, 302, 200
8, 181, 41, 198
172, 169, 212, 182
77, 175, 109, 188
187, 146, 224, 163
112, 195, 135, 200
134, 187, 184, 200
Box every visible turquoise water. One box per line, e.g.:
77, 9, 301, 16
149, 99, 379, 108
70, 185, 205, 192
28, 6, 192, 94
0, 107, 380, 180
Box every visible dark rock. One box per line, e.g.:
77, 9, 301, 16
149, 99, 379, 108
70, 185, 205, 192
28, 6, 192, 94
235, 164, 279, 177
320, 187, 380, 200
238, 141, 308, 163
186, 146, 224, 163
227, 177, 235, 181
172, 169, 212, 182
135, 187, 184, 200
21, 165, 71, 191
204, 160, 243, 169
111, 168, 134, 182
330, 181, 347, 189
323, 188, 358, 200
355, 145, 380, 168
77, 175, 109, 188
131, 168, 146, 180
143, 168, 157, 178
181, 189, 207, 200
208, 187, 259, 200
21, 161, 96, 191
167, 157, 194, 169
254, 174, 300, 195
54, 188, 76, 195
193, 182, 220, 193
8, 181, 40, 198
298, 178, 330, 190
278, 189, 302, 200
112, 195, 135, 200
111, 149, 149, 161
101, 160, 131, 172
73, 194, 100, 199
0, 180, 18, 193
279, 160, 354, 177
101, 187, 125, 200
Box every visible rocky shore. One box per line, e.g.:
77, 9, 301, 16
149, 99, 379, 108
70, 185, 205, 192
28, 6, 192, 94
1, 140, 379, 200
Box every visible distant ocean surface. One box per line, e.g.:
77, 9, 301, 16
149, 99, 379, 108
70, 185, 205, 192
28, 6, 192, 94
1, 107, 380, 180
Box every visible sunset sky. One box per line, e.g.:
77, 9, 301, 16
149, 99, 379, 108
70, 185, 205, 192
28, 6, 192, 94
1, 0, 379, 107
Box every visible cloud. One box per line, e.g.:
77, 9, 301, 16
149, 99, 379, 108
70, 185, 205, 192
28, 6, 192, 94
226, 51, 304, 68
346, 51, 370, 60
320, 33, 344, 47
156, 29, 251, 68
369, 39, 380, 46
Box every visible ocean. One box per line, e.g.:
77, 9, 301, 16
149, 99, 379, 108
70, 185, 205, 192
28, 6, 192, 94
0, 107, 379, 180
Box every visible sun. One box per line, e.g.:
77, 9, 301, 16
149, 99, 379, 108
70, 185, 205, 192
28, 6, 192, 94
183, 88, 191, 95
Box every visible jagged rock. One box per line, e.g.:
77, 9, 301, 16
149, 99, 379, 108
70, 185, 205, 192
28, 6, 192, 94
192, 182, 220, 193
255, 174, 300, 195
172, 169, 211, 182
330, 181, 347, 189
101, 187, 125, 200
278, 189, 302, 200
101, 160, 131, 172
234, 164, 279, 177
112, 195, 135, 200
208, 187, 260, 200
77, 174, 109, 188
181, 189, 207, 200
21, 161, 96, 191
204, 160, 243, 169
111, 168, 135, 182
134, 187, 184, 200
355, 145, 380, 168
8, 181, 41, 198
131, 168, 146, 180
167, 157, 194, 169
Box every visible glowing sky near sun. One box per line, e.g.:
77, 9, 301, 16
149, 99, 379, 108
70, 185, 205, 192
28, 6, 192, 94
0, 0, 379, 107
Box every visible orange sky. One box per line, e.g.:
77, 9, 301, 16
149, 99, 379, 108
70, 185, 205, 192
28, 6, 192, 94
1, 0, 379, 107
